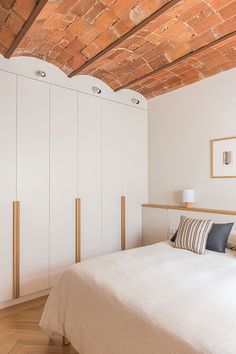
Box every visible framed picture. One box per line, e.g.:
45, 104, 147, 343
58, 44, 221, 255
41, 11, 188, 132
211, 136, 236, 178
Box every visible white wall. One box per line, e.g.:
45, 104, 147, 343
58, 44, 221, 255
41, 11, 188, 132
148, 68, 236, 210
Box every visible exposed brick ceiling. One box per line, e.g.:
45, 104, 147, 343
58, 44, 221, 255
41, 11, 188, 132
0, 0, 39, 55
0, 0, 236, 98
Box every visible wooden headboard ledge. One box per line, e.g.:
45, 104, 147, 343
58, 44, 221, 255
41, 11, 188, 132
142, 204, 236, 216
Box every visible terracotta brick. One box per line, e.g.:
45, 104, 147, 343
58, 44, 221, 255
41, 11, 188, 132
101, 0, 117, 6
0, 7, 8, 26
58, 39, 70, 49
67, 54, 87, 70
207, 0, 230, 10
111, 0, 139, 18
169, 41, 192, 61
37, 42, 52, 56
94, 9, 118, 31
200, 64, 224, 77
148, 55, 169, 70
25, 18, 43, 33
161, 21, 195, 44
138, 0, 168, 17
177, 2, 212, 22
56, 51, 74, 66
188, 12, 223, 34
219, 1, 236, 19
43, 12, 64, 30
85, 2, 106, 24
48, 46, 61, 60
0, 41, 7, 54
145, 32, 162, 46
214, 15, 236, 36
81, 42, 100, 59
222, 47, 236, 60
119, 72, 135, 84
0, 26, 14, 48
63, 38, 85, 55
47, 29, 65, 45
72, 0, 96, 17
129, 5, 147, 25
79, 26, 99, 44
66, 17, 89, 38
166, 0, 200, 18
5, 9, 25, 35
95, 28, 118, 49
55, 0, 76, 15
0, 0, 15, 10
37, 2, 58, 21
189, 29, 216, 50
133, 63, 152, 77
112, 16, 134, 36
13, 0, 36, 21
179, 68, 202, 84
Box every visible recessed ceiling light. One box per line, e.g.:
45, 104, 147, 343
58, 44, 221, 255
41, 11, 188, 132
131, 98, 139, 105
92, 86, 101, 94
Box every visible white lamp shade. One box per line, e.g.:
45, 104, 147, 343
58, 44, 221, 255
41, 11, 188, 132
182, 189, 195, 203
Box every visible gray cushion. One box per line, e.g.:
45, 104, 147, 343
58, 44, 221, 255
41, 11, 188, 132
206, 223, 233, 253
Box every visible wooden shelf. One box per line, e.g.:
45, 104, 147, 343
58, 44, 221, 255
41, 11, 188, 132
142, 204, 236, 216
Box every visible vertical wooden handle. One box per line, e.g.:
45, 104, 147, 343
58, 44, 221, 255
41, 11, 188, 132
13, 201, 20, 299
75, 198, 81, 263
121, 196, 126, 251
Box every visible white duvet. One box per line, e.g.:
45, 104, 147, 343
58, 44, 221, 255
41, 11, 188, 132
40, 242, 236, 354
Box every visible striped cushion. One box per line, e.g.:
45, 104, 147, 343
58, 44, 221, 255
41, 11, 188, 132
174, 216, 213, 254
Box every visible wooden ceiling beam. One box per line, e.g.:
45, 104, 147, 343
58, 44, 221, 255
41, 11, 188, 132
68, 0, 182, 78
115, 30, 236, 91
5, 0, 48, 59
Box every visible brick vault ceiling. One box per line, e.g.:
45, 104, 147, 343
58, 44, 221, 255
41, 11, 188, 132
0, 0, 236, 98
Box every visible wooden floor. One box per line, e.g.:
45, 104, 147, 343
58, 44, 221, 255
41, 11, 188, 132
0, 296, 78, 354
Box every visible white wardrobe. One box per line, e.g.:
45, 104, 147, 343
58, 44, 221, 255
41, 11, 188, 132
0, 67, 147, 305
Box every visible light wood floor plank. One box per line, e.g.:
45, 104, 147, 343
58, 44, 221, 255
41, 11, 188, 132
0, 297, 78, 354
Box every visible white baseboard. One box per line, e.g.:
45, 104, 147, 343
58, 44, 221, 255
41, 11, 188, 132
0, 288, 51, 309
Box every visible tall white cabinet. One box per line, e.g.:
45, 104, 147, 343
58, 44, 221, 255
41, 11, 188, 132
0, 71, 16, 302
0, 64, 147, 306
78, 93, 102, 260
50, 86, 78, 286
17, 77, 50, 296
102, 100, 147, 252
121, 105, 147, 249
102, 100, 124, 253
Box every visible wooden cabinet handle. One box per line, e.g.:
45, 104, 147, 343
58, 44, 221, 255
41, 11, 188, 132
75, 198, 81, 263
121, 196, 126, 251
13, 201, 20, 299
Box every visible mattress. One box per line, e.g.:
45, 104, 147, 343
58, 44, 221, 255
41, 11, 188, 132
40, 241, 236, 354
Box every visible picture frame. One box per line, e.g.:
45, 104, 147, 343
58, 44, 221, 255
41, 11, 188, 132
211, 136, 236, 178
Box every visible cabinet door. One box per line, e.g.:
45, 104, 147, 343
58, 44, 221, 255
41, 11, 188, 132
101, 100, 124, 253
17, 77, 50, 296
50, 86, 77, 285
0, 71, 16, 302
122, 106, 148, 249
78, 93, 102, 259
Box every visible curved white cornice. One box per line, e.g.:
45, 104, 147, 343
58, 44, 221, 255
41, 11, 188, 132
0, 55, 147, 110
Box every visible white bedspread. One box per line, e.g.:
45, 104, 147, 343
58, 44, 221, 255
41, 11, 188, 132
40, 242, 236, 354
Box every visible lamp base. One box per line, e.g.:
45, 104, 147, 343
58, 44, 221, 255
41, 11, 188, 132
185, 202, 192, 208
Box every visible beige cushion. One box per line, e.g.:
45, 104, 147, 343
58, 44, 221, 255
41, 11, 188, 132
174, 216, 213, 255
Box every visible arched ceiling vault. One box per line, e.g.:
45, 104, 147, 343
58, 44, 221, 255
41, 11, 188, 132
0, 0, 236, 98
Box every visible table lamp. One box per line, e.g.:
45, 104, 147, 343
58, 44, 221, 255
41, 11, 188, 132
182, 189, 195, 208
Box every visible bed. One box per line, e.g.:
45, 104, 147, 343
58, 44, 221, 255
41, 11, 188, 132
40, 241, 236, 354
